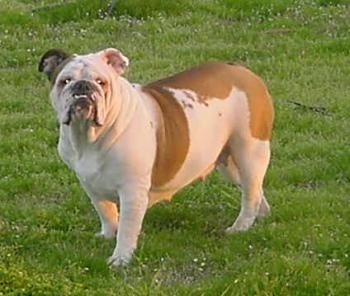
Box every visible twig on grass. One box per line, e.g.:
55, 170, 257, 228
288, 100, 330, 116
32, 2, 69, 13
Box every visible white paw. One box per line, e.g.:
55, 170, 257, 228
107, 253, 131, 268
95, 226, 117, 239
226, 216, 255, 233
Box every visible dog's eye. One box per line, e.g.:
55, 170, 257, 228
96, 79, 105, 86
61, 78, 71, 85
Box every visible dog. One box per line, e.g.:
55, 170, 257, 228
38, 48, 274, 267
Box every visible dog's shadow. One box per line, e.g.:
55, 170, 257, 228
145, 201, 194, 231
143, 198, 233, 239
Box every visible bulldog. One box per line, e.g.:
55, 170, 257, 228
38, 48, 274, 267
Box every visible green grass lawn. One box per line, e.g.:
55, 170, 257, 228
0, 0, 349, 295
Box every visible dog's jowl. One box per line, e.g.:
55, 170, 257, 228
39, 48, 274, 267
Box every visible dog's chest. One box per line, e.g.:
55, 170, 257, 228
74, 152, 120, 197
58, 131, 120, 196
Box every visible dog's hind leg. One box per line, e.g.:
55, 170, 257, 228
219, 138, 271, 232
217, 154, 241, 187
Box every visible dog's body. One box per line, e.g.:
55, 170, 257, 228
39, 48, 274, 266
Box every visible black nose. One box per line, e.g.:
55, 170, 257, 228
71, 80, 95, 96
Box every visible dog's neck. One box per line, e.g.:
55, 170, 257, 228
61, 78, 138, 157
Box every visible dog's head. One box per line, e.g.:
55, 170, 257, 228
39, 48, 129, 126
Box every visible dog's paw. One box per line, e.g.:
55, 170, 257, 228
95, 225, 118, 239
107, 254, 131, 268
226, 216, 255, 233
95, 231, 116, 239
95, 230, 117, 239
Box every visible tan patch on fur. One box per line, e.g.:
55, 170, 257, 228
147, 62, 274, 140
142, 85, 190, 188
148, 190, 174, 207
226, 63, 274, 140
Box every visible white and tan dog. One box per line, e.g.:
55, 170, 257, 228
38, 48, 274, 267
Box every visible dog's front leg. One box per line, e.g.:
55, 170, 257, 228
107, 186, 148, 267
92, 199, 119, 239
82, 185, 119, 239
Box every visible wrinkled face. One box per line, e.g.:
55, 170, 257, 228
52, 55, 113, 126
39, 48, 129, 126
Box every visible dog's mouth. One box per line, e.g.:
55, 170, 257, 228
63, 94, 102, 126
61, 80, 105, 126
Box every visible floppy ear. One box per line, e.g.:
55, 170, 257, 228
38, 49, 71, 81
98, 48, 129, 75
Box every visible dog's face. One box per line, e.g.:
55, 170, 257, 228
39, 48, 129, 126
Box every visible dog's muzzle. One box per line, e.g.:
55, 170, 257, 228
63, 80, 99, 125
73, 94, 93, 111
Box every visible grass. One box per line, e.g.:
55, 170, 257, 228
0, 0, 349, 294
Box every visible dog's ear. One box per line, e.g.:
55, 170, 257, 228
38, 49, 71, 82
98, 48, 129, 75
